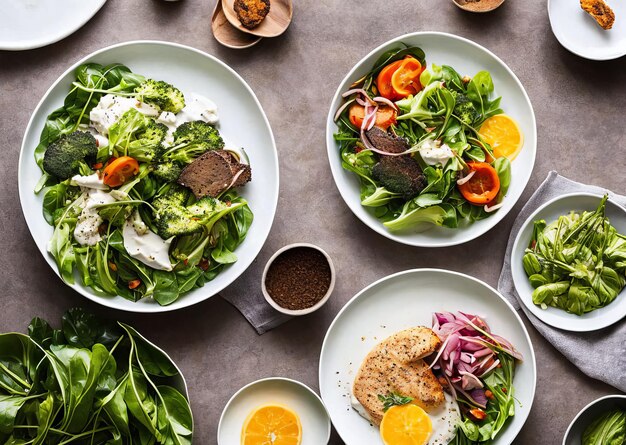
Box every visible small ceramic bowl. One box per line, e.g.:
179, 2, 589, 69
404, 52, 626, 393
217, 377, 331, 445
563, 395, 626, 444
452, 0, 505, 12
262, 243, 336, 316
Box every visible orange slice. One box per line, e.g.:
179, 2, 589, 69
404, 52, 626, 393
241, 404, 302, 445
380, 404, 433, 445
478, 114, 524, 161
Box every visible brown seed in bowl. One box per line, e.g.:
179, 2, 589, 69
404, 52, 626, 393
234, 0, 271, 29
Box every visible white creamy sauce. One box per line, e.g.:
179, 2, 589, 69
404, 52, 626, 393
71, 173, 108, 190
351, 389, 460, 444
418, 140, 455, 167
176, 93, 219, 125
74, 188, 116, 246
122, 220, 173, 271
90, 94, 159, 135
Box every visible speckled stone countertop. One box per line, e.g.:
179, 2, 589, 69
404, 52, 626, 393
1, 0, 625, 443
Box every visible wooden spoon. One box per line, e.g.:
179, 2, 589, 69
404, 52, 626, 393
452, 0, 505, 12
221, 0, 293, 38
211, 0, 262, 49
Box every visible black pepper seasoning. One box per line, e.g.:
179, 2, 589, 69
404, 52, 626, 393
265, 247, 332, 310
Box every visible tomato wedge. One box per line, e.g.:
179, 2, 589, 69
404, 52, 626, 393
458, 162, 501, 205
102, 156, 139, 187
376, 60, 403, 100
348, 104, 397, 130
391, 57, 423, 97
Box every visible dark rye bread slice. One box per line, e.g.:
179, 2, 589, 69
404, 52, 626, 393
178, 151, 234, 198
178, 150, 253, 198
365, 127, 410, 154
214, 151, 252, 187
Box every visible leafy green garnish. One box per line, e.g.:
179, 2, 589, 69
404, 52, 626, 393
377, 392, 414, 412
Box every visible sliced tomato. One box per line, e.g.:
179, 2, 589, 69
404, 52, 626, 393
391, 57, 423, 97
376, 60, 403, 100
348, 104, 397, 130
458, 162, 500, 205
102, 156, 139, 187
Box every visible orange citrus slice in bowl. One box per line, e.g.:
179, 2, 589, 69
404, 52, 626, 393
478, 114, 524, 161
241, 404, 302, 445
380, 404, 433, 445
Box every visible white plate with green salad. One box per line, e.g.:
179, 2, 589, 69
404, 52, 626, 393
327, 32, 537, 247
512, 193, 626, 331
18, 41, 279, 312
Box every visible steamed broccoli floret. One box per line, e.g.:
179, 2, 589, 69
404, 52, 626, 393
152, 186, 246, 239
152, 186, 201, 239
151, 162, 183, 183
372, 156, 426, 200
451, 91, 479, 126
158, 121, 224, 164
43, 131, 97, 180
134, 79, 185, 113
108, 108, 167, 162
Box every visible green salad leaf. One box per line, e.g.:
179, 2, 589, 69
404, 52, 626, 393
582, 409, 626, 445
0, 308, 193, 444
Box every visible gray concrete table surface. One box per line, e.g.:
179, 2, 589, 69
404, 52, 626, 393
1, 0, 625, 443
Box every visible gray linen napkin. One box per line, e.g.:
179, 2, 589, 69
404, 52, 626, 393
498, 171, 626, 392
220, 263, 291, 335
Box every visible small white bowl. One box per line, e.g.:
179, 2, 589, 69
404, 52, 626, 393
563, 395, 626, 444
511, 192, 626, 332
217, 377, 331, 445
261, 243, 336, 316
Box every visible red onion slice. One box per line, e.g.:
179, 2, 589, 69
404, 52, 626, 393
341, 88, 376, 105
484, 202, 504, 213
373, 96, 398, 110
456, 170, 476, 185
333, 98, 356, 122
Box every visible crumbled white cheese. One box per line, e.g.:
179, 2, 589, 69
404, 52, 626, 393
90, 94, 159, 135
418, 139, 455, 166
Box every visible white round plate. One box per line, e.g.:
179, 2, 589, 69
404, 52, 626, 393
549, 0, 626, 60
0, 0, 107, 51
319, 269, 537, 444
18, 41, 279, 313
217, 377, 331, 445
511, 193, 626, 331
563, 395, 626, 444
326, 32, 537, 247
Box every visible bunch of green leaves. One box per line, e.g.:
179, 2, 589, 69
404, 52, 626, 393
582, 409, 626, 445
523, 195, 626, 315
332, 47, 512, 233
0, 308, 193, 444
453, 353, 517, 444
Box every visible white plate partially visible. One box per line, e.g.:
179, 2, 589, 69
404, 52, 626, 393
326, 32, 537, 247
0, 0, 107, 51
549, 0, 626, 60
511, 193, 626, 332
319, 269, 537, 444
18, 41, 279, 313
217, 377, 331, 445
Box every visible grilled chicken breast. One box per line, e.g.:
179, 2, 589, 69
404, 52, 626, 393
580, 0, 615, 30
353, 327, 444, 426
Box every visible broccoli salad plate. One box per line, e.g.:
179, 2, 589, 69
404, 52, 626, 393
18, 41, 279, 312
327, 32, 537, 247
